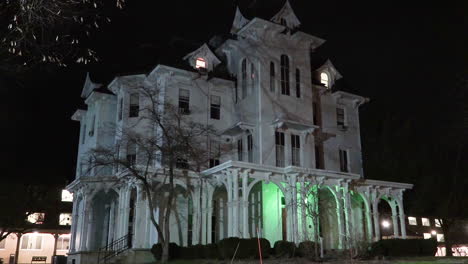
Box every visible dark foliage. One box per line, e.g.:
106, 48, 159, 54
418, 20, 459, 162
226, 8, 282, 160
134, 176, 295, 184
273, 240, 296, 258
297, 241, 318, 259
150, 242, 180, 260
370, 239, 437, 257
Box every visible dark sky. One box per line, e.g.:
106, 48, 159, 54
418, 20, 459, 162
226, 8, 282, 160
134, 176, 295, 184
2, 0, 467, 191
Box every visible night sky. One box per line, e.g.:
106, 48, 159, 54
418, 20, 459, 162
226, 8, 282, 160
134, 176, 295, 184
2, 0, 467, 204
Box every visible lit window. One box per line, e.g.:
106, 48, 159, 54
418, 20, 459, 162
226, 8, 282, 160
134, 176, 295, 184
0, 238, 5, 249
210, 95, 221, 120
408, 216, 417, 225
61, 190, 73, 202
59, 213, 72, 226
422, 218, 430, 226
178, 89, 190, 114
129, 93, 139, 118
437, 234, 444, 242
195, 58, 206, 69
291, 134, 300, 166
27, 213, 45, 224
423, 233, 432, 239
320, 72, 329, 87
275, 131, 285, 167
57, 236, 70, 251
435, 219, 442, 227
339, 149, 349, 172
21, 234, 43, 250
280, 55, 290, 95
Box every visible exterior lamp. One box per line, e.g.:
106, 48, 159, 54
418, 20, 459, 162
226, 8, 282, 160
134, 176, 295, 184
382, 220, 391, 228
431, 230, 437, 235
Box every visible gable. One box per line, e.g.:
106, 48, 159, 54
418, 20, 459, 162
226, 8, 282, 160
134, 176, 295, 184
183, 43, 221, 71
270, 0, 301, 29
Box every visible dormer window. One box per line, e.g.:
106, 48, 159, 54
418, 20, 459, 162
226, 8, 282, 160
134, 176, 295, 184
320, 72, 329, 88
196, 58, 206, 69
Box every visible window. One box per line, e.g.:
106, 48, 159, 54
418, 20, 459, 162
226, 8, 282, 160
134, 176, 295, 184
27, 213, 45, 224
237, 139, 243, 161
435, 219, 442, 227
241, 59, 247, 99
196, 58, 206, 69
422, 218, 430, 226
280, 18, 287, 26
423, 233, 432, 239
81, 123, 86, 144
295, 68, 301, 98
408, 216, 417, 225
313, 102, 319, 126
247, 134, 253, 163
118, 97, 123, 121
0, 237, 6, 249
61, 190, 73, 202
21, 234, 42, 250
336, 108, 345, 127
437, 234, 444, 242
315, 144, 324, 169
126, 143, 136, 165
291, 134, 300, 166
56, 236, 70, 250
270, 62, 275, 92
210, 95, 221, 120
89, 115, 95, 136
320, 72, 329, 87
280, 55, 290, 95
176, 158, 189, 169
275, 131, 285, 167
59, 213, 72, 226
251, 63, 255, 91
178, 89, 190, 114
339, 149, 349, 172
129, 93, 139, 118
209, 140, 220, 168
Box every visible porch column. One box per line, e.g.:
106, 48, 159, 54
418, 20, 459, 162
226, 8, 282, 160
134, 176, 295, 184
241, 171, 249, 238
365, 205, 373, 242
53, 234, 59, 258
299, 181, 307, 242
191, 187, 201, 245
291, 175, 299, 244
85, 205, 94, 250
335, 190, 345, 249
79, 196, 90, 251
232, 170, 240, 237
372, 202, 380, 241
69, 196, 79, 252
342, 185, 352, 248
207, 195, 213, 244
201, 186, 208, 244
390, 201, 400, 238
398, 199, 407, 239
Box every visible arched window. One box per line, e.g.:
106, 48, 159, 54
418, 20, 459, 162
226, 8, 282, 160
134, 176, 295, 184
295, 68, 301, 98
270, 62, 275, 92
251, 63, 255, 91
196, 58, 206, 69
320, 72, 329, 88
280, 55, 290, 95
241, 59, 247, 98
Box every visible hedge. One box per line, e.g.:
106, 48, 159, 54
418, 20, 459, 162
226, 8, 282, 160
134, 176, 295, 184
273, 240, 296, 258
370, 238, 437, 257
297, 241, 318, 259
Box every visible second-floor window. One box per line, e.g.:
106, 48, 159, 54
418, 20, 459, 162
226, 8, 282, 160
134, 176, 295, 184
176, 158, 189, 169
315, 144, 324, 169
127, 143, 136, 165
89, 115, 96, 137
209, 140, 220, 168
241, 59, 247, 99
251, 63, 255, 91
280, 55, 290, 95
118, 97, 123, 121
178, 89, 190, 114
81, 123, 86, 144
129, 93, 139, 118
59, 213, 72, 226
291, 134, 300, 166
247, 134, 253, 163
275, 131, 285, 167
237, 138, 243, 161
339, 149, 349, 172
295, 68, 301, 98
336, 108, 345, 127
210, 95, 221, 120
270, 62, 275, 92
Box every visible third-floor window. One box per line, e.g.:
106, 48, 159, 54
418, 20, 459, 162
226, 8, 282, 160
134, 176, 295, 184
280, 55, 290, 95
178, 89, 190, 115
275, 131, 285, 167
270, 62, 275, 92
291, 134, 300, 166
129, 93, 139, 118
210, 95, 221, 120
336, 108, 345, 127
295, 68, 301, 98
339, 149, 349, 172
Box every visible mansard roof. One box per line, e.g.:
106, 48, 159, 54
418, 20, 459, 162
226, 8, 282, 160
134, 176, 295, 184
270, 0, 301, 29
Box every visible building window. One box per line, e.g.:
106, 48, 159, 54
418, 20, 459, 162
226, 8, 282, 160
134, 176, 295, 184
237, 138, 243, 161
178, 89, 190, 115
247, 134, 253, 163
89, 115, 95, 137
336, 108, 345, 127
295, 68, 301, 98
280, 55, 290, 95
21, 234, 42, 250
59, 213, 72, 226
422, 217, 430, 226
209, 140, 220, 168
81, 123, 86, 144
118, 97, 123, 121
435, 219, 442, 227
270, 62, 275, 92
251, 63, 255, 91
437, 234, 445, 242
291, 134, 300, 166
339, 149, 349, 172
275, 131, 285, 167
423, 233, 432, 239
57, 236, 70, 251
126, 143, 136, 165
315, 144, 324, 169
408, 216, 417, 225
0, 237, 6, 249
196, 58, 206, 69
129, 93, 139, 118
27, 213, 45, 224
210, 95, 221, 120
61, 190, 73, 202
320, 72, 329, 87
241, 59, 247, 99
313, 102, 319, 126
176, 158, 189, 169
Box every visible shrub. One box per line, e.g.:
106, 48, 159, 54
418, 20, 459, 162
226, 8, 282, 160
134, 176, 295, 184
249, 237, 271, 259
150, 243, 162, 260
217, 237, 241, 260
202, 243, 219, 259
297, 241, 318, 259
370, 238, 438, 257
273, 240, 296, 258
150, 243, 180, 260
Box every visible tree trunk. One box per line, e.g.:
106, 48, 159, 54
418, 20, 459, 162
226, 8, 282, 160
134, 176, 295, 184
442, 220, 453, 257
161, 166, 176, 263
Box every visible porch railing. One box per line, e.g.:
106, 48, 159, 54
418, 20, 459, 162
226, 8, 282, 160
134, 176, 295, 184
97, 233, 132, 264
